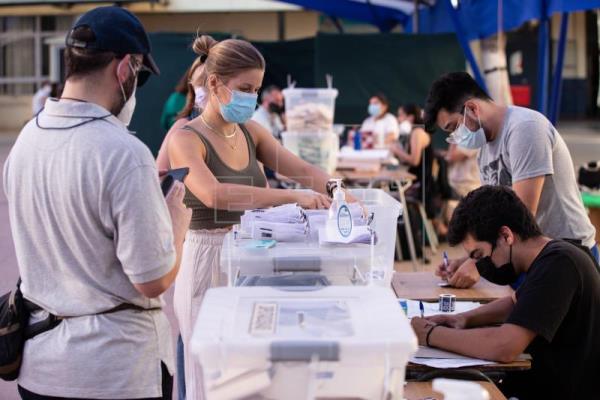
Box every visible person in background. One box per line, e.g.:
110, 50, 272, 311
411, 185, 600, 399
168, 35, 348, 399
441, 143, 481, 224
355, 93, 399, 149
390, 104, 438, 222
156, 58, 206, 172
4, 6, 191, 399
424, 71, 597, 287
445, 144, 480, 198
160, 70, 190, 132
31, 80, 52, 116
252, 84, 285, 140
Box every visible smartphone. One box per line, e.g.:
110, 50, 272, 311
161, 167, 190, 196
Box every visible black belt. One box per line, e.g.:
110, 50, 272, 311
23, 301, 161, 340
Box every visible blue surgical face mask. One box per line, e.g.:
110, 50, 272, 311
368, 103, 381, 117
447, 109, 487, 149
218, 84, 258, 123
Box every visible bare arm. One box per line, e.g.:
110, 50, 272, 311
168, 127, 331, 211
461, 296, 515, 327
428, 323, 536, 363
156, 118, 188, 171
132, 182, 191, 298
390, 128, 430, 167
248, 120, 331, 194
513, 175, 545, 217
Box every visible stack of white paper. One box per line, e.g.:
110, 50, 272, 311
240, 203, 307, 242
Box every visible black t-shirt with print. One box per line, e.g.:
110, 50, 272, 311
506, 240, 600, 398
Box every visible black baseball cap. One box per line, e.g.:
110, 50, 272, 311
66, 6, 159, 86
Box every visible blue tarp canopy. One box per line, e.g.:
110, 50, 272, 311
278, 0, 600, 122
281, 0, 600, 38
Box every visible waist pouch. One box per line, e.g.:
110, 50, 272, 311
0, 280, 159, 381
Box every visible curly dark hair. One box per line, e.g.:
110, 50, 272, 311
448, 185, 542, 247
423, 71, 491, 133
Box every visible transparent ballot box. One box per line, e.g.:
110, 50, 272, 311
220, 189, 402, 287
282, 87, 338, 134
190, 286, 418, 400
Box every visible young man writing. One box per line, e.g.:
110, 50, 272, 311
411, 185, 600, 399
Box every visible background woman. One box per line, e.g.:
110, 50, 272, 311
355, 93, 399, 149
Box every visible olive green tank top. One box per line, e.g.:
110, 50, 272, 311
182, 123, 267, 230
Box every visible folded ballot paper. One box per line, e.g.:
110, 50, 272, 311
241, 204, 308, 242
251, 220, 307, 242
241, 202, 368, 243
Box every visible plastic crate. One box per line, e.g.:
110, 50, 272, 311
191, 286, 417, 400
283, 88, 338, 133
220, 188, 402, 287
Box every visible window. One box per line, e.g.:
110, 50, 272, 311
0, 15, 72, 95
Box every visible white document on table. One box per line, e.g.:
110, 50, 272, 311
400, 299, 481, 319
411, 346, 531, 369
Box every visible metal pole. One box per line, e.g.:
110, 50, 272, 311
413, 0, 419, 34
443, 0, 489, 94
536, 1, 550, 115
549, 12, 569, 124
34, 16, 42, 90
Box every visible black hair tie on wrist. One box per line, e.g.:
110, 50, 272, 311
426, 324, 439, 347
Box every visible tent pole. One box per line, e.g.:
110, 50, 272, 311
536, 4, 550, 115
443, 0, 488, 93
549, 12, 569, 124
413, 0, 419, 34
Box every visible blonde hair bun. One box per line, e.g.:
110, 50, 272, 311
192, 35, 218, 59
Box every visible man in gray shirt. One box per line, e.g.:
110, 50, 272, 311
423, 72, 597, 288
3, 7, 191, 399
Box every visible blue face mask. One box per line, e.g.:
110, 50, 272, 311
447, 109, 487, 149
368, 103, 381, 117
219, 85, 258, 123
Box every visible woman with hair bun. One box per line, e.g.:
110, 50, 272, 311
168, 35, 343, 398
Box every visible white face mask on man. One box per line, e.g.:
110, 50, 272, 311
116, 59, 138, 127
447, 108, 487, 149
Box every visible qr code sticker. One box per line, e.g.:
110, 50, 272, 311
250, 302, 278, 335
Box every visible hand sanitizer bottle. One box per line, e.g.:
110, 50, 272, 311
327, 179, 352, 239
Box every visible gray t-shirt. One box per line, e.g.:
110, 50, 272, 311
3, 99, 176, 398
478, 106, 595, 248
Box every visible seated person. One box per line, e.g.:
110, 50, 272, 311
411, 185, 600, 399
389, 104, 437, 221
350, 93, 399, 149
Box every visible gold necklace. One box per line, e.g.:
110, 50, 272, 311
200, 115, 237, 138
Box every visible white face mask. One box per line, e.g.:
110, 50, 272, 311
447, 109, 487, 149
194, 86, 206, 108
399, 120, 412, 135
117, 85, 137, 126
116, 59, 138, 127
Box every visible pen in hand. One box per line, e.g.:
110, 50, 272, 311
419, 301, 425, 318
442, 251, 450, 280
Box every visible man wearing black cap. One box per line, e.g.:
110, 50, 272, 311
3, 6, 190, 399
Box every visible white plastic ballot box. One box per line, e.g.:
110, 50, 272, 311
220, 189, 402, 287
190, 286, 418, 400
